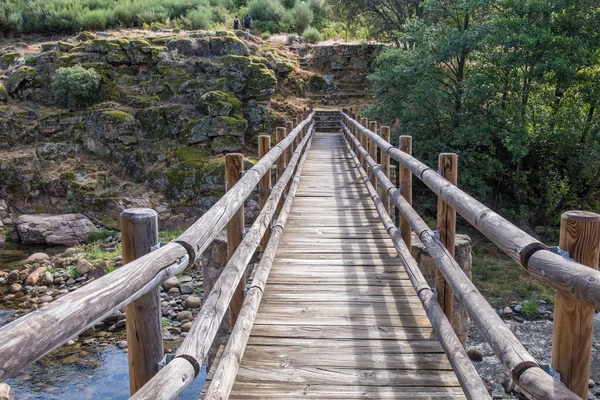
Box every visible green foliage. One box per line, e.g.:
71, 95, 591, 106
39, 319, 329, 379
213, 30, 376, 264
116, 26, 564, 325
521, 300, 540, 319
286, 33, 297, 44
185, 6, 213, 29
247, 0, 285, 23
366, 0, 600, 228
52, 65, 101, 108
302, 25, 322, 43
280, 0, 296, 9
261, 31, 271, 40
0, 0, 232, 33
85, 229, 114, 243
292, 1, 313, 34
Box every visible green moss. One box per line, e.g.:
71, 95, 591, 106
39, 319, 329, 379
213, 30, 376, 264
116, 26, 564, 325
0, 83, 7, 101
1, 52, 19, 67
102, 110, 134, 120
174, 146, 210, 169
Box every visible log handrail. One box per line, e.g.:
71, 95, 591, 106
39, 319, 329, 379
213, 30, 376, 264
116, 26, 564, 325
340, 131, 490, 400
341, 119, 578, 400
130, 122, 316, 399
0, 113, 315, 382
341, 111, 600, 311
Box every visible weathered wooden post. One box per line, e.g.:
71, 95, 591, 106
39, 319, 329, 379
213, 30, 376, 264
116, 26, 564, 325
381, 126, 391, 214
292, 117, 299, 147
552, 210, 600, 398
275, 127, 286, 214
121, 208, 162, 395
351, 113, 358, 155
360, 118, 368, 169
399, 135, 412, 249
226, 153, 245, 325
436, 153, 458, 325
285, 120, 294, 157
368, 121, 378, 191
390, 165, 397, 223
258, 135, 271, 251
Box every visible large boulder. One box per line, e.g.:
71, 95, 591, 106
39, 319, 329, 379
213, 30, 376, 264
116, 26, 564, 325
16, 214, 98, 245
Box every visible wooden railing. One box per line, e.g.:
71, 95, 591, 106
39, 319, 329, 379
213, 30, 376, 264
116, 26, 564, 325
341, 109, 598, 400
0, 112, 315, 396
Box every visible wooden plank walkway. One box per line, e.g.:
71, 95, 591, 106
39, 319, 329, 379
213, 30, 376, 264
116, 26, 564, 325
229, 131, 466, 399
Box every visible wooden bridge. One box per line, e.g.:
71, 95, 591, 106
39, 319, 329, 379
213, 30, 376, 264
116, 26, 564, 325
1, 110, 600, 400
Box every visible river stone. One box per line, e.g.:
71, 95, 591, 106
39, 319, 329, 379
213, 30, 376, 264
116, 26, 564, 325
25, 266, 46, 286
181, 321, 193, 332
176, 311, 192, 321
8, 283, 22, 293
39, 295, 53, 303
25, 252, 49, 263
184, 296, 201, 309
8, 270, 20, 282
64, 248, 79, 256
77, 259, 93, 276
180, 283, 193, 294
16, 214, 98, 245
0, 383, 10, 400
163, 276, 180, 291
467, 348, 483, 362
40, 271, 54, 285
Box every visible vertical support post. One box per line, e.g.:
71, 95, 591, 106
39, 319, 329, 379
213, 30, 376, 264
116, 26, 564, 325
121, 208, 162, 395
368, 121, 378, 192
275, 127, 286, 214
552, 211, 600, 398
390, 165, 397, 224
285, 120, 294, 159
258, 135, 271, 251
399, 136, 412, 249
226, 153, 245, 325
380, 126, 391, 214
360, 118, 368, 169
292, 117, 299, 147
436, 153, 458, 324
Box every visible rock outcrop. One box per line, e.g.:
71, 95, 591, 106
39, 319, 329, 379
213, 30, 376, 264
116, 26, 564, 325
16, 214, 98, 245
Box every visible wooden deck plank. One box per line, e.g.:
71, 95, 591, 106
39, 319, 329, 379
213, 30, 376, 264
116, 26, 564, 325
229, 131, 464, 399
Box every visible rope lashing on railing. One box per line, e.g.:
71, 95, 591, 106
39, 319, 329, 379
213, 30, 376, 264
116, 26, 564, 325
339, 130, 490, 400
341, 117, 579, 400
130, 122, 316, 400
341, 111, 600, 312
0, 113, 314, 383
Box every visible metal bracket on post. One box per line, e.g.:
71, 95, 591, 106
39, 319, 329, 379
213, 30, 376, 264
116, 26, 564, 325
539, 363, 562, 383
150, 242, 168, 252
158, 353, 175, 371
548, 246, 573, 261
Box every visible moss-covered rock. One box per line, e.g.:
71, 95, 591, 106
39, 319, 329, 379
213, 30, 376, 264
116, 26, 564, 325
7, 66, 37, 94
85, 108, 139, 141
211, 135, 242, 153
199, 91, 242, 117
222, 55, 277, 101
0, 84, 8, 102
38, 110, 84, 136
57, 42, 76, 52
212, 116, 248, 136
308, 74, 329, 92
1, 52, 20, 69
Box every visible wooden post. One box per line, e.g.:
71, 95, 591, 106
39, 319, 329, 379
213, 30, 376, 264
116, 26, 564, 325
275, 127, 286, 214
226, 153, 245, 325
436, 153, 458, 325
390, 165, 397, 224
121, 208, 162, 395
552, 211, 600, 398
258, 135, 271, 251
360, 118, 368, 169
285, 120, 294, 158
292, 117, 299, 147
368, 121, 378, 191
381, 126, 391, 214
399, 136, 413, 249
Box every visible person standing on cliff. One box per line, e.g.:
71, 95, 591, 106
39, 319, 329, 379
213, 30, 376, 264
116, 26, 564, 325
233, 16, 240, 30
243, 14, 252, 32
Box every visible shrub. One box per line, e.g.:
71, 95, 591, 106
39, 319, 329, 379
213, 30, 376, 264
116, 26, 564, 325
247, 0, 285, 23
52, 65, 101, 108
186, 6, 213, 29
286, 33, 297, 44
280, 0, 296, 8
521, 300, 540, 319
292, 1, 313, 34
261, 31, 271, 40
302, 26, 322, 43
